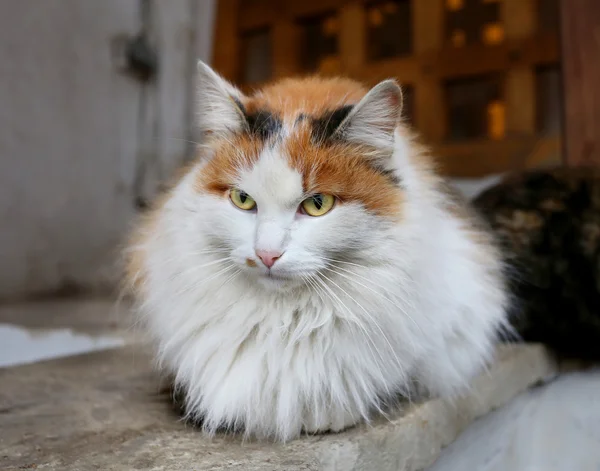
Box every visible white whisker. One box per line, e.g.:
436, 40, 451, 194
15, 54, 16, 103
320, 256, 372, 270
175, 263, 237, 295
167, 257, 233, 283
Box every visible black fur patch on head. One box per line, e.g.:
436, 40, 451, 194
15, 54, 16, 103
245, 109, 282, 140
309, 105, 402, 187
230, 96, 282, 140
311, 105, 354, 142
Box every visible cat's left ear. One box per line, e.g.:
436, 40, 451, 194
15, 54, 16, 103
333, 80, 402, 152
195, 60, 247, 141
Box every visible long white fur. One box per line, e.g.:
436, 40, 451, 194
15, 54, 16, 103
131, 63, 509, 442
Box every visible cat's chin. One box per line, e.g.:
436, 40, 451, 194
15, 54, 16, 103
253, 272, 303, 291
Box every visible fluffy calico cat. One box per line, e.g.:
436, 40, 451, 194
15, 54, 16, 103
125, 61, 509, 442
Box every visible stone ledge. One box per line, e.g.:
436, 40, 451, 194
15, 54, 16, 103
0, 344, 557, 471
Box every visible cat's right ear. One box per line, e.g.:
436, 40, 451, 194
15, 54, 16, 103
196, 61, 247, 141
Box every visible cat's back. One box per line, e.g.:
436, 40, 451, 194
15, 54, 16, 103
473, 167, 600, 359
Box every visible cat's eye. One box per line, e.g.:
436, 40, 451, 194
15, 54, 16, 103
230, 189, 256, 211
301, 194, 335, 217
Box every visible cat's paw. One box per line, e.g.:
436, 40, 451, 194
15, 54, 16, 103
302, 407, 360, 435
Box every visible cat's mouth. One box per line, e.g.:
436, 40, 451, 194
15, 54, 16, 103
254, 269, 302, 290
264, 271, 293, 281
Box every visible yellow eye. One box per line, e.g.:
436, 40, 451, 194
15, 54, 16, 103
301, 194, 335, 217
230, 189, 256, 211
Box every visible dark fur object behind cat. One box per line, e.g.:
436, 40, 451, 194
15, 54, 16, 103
473, 167, 600, 360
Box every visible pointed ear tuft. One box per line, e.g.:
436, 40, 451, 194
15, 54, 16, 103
333, 80, 403, 151
196, 61, 246, 141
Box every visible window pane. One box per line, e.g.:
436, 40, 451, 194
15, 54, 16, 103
445, 0, 501, 46
241, 29, 272, 83
536, 66, 563, 136
367, 0, 412, 60
446, 75, 504, 140
299, 13, 339, 72
538, 0, 560, 33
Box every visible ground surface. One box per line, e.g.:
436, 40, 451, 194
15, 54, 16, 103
1, 295, 598, 471
0, 337, 555, 471
431, 368, 600, 471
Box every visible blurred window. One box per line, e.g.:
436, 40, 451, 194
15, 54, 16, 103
446, 75, 505, 140
538, 0, 560, 33
536, 65, 563, 136
445, 0, 502, 46
366, 0, 412, 60
298, 13, 339, 72
241, 28, 272, 83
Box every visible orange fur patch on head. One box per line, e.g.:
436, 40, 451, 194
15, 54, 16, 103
193, 76, 403, 217
285, 127, 403, 218
244, 76, 367, 123
194, 136, 263, 195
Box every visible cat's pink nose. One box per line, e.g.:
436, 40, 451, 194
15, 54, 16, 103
255, 250, 283, 268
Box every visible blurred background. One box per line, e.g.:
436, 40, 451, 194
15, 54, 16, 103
1, 2, 600, 469
0, 1, 217, 366
0, 0, 575, 364
217, 0, 562, 180
0, 0, 563, 309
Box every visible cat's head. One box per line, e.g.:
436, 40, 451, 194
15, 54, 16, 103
177, 62, 406, 291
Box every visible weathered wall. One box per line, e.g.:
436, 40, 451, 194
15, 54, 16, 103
0, 0, 215, 300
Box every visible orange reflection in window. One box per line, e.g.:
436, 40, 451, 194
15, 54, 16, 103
446, 0, 464, 11
368, 8, 384, 27
483, 23, 504, 45
487, 99, 506, 140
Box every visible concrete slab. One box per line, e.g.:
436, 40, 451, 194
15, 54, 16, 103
0, 298, 136, 368
0, 323, 125, 368
429, 368, 600, 471
0, 344, 557, 471
0, 298, 134, 337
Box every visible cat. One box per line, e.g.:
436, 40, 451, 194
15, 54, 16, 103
124, 61, 510, 442
473, 167, 600, 361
